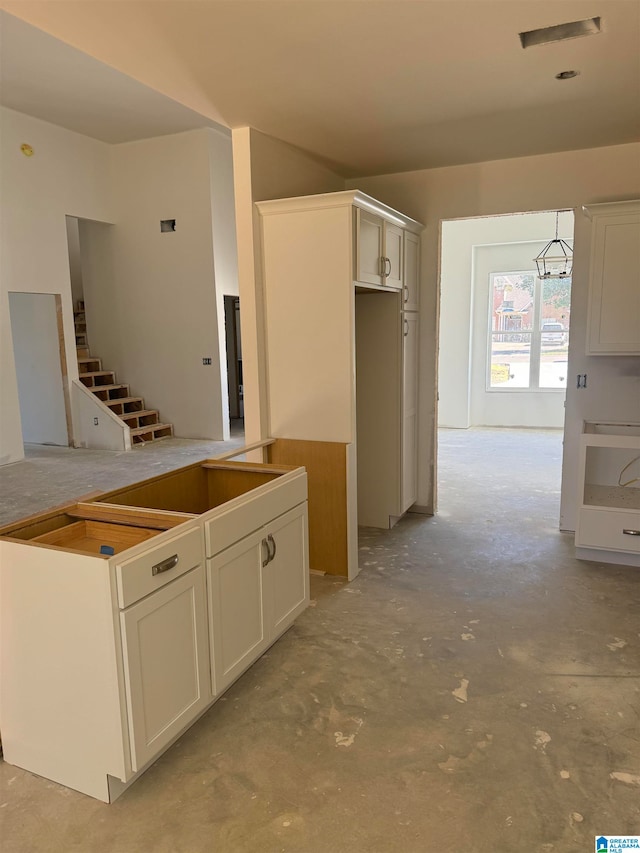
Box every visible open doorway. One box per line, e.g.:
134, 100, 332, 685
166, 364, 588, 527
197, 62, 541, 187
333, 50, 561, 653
224, 295, 244, 427
8, 292, 72, 447
437, 210, 574, 519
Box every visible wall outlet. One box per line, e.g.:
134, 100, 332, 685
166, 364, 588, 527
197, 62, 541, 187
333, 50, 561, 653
93, 417, 99, 425
203, 357, 212, 365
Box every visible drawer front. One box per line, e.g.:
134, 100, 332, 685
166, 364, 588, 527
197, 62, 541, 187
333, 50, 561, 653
576, 507, 640, 553
116, 526, 203, 608
204, 471, 307, 558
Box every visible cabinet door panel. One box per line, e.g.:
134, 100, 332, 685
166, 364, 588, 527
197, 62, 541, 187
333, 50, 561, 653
403, 231, 420, 311
384, 223, 403, 289
402, 312, 419, 512
120, 566, 211, 772
263, 504, 309, 639
356, 209, 384, 285
208, 529, 268, 694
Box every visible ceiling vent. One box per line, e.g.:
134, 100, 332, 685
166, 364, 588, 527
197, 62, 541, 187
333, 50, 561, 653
519, 17, 601, 48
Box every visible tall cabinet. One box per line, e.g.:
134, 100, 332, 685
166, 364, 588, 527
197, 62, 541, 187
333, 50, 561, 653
257, 191, 424, 580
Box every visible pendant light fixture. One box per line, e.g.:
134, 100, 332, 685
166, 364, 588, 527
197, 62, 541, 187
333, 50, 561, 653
534, 211, 573, 279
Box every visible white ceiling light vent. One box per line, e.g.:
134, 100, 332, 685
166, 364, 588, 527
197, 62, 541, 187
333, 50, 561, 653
520, 17, 601, 49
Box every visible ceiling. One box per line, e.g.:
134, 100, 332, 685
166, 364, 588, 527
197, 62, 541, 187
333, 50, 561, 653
1, 0, 639, 177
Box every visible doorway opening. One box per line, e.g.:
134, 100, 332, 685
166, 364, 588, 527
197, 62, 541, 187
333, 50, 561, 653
436, 210, 574, 521
224, 295, 244, 430
8, 292, 72, 447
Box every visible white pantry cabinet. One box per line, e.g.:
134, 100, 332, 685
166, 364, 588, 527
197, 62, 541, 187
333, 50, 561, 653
257, 190, 424, 572
0, 458, 309, 802
575, 421, 640, 567
583, 200, 640, 355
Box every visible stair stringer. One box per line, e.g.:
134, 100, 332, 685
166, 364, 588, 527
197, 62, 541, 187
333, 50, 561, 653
71, 380, 132, 451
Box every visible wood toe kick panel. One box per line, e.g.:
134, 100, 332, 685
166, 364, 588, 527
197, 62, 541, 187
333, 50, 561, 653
577, 507, 640, 553
266, 439, 349, 577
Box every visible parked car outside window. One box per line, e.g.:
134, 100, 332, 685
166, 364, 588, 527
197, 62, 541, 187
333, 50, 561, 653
541, 322, 566, 344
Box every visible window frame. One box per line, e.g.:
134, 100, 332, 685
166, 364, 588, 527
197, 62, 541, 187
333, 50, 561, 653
486, 270, 570, 394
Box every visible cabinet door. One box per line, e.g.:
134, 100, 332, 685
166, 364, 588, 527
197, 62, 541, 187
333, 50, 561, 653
263, 504, 309, 640
401, 312, 419, 512
120, 566, 211, 772
356, 209, 384, 286
587, 209, 640, 354
403, 231, 420, 311
384, 223, 404, 289
207, 528, 269, 694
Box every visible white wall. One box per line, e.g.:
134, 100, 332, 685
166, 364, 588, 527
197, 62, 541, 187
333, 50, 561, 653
0, 107, 114, 465
439, 211, 572, 429
8, 292, 68, 445
348, 142, 640, 528
65, 217, 84, 309
232, 128, 345, 446
82, 128, 230, 440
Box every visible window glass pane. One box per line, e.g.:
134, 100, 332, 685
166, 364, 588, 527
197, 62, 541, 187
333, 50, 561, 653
540, 277, 571, 389
490, 333, 531, 388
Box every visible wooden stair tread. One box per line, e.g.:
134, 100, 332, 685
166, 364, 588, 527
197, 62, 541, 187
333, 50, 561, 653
90, 384, 128, 392
104, 396, 143, 407
121, 410, 158, 420
130, 423, 173, 435
80, 371, 114, 378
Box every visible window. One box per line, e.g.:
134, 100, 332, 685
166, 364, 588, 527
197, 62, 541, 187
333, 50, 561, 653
488, 271, 571, 390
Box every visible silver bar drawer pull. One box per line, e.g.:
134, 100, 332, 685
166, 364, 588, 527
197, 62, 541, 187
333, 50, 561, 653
622, 529, 640, 536
152, 554, 179, 576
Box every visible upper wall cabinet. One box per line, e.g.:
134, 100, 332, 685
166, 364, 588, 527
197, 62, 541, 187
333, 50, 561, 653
583, 200, 640, 355
355, 207, 406, 290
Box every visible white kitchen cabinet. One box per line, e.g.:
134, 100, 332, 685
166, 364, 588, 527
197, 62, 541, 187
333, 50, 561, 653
401, 312, 420, 513
0, 458, 309, 802
263, 504, 309, 638
403, 230, 420, 312
207, 527, 269, 694
575, 421, 640, 567
120, 565, 211, 772
355, 208, 404, 289
208, 502, 309, 694
257, 191, 423, 573
583, 200, 640, 355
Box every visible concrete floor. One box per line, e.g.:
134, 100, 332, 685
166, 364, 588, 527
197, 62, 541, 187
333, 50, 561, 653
1, 428, 639, 852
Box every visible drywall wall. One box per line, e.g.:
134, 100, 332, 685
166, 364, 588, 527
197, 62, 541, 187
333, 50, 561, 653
0, 106, 114, 465
65, 217, 84, 309
8, 292, 68, 445
439, 211, 572, 429
348, 141, 640, 529
232, 127, 345, 447
82, 128, 229, 440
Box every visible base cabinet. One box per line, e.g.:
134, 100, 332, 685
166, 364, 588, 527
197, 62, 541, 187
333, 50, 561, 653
208, 528, 269, 694
208, 503, 309, 694
120, 565, 211, 772
575, 421, 640, 566
0, 460, 309, 802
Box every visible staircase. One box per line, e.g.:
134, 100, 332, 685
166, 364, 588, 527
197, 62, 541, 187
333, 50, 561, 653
75, 304, 174, 445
